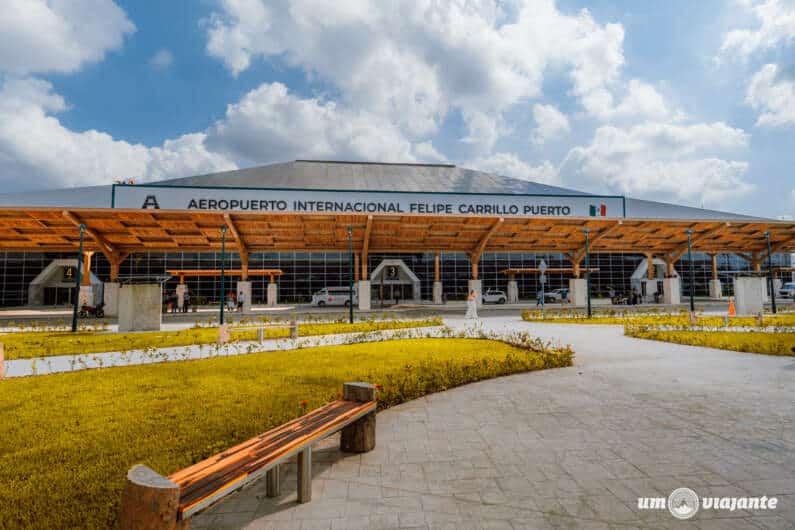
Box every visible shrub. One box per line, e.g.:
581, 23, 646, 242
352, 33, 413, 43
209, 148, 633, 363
521, 309, 795, 328
0, 337, 572, 529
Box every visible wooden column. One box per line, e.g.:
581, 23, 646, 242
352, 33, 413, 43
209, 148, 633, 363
82, 251, 93, 285
666, 260, 675, 277
110, 260, 120, 282
341, 382, 377, 453
354, 253, 360, 282
646, 253, 655, 280
710, 253, 718, 280
470, 255, 479, 280
753, 260, 762, 273
119, 465, 182, 530
434, 253, 440, 282
240, 257, 249, 281
572, 260, 581, 279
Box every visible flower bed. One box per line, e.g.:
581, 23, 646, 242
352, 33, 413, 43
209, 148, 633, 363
624, 327, 795, 356
0, 336, 573, 529
521, 309, 795, 328
0, 317, 442, 360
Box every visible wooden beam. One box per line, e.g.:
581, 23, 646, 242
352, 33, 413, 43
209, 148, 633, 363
768, 232, 795, 255
571, 220, 623, 263
62, 210, 115, 258
646, 253, 655, 280
667, 222, 731, 261
472, 217, 504, 258
361, 215, 373, 280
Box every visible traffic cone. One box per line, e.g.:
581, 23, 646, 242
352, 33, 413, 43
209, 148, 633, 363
728, 297, 736, 317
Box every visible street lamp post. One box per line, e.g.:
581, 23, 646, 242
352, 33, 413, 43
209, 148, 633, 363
71, 224, 86, 332
583, 228, 592, 318
765, 231, 777, 314
347, 226, 354, 324
686, 229, 695, 313
219, 224, 227, 325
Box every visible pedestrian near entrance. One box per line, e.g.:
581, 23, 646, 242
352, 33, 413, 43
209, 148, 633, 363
237, 290, 245, 312
465, 290, 478, 319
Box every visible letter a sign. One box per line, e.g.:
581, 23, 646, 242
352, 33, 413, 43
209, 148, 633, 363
141, 195, 160, 209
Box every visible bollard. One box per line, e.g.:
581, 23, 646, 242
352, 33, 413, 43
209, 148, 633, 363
340, 382, 376, 453
217, 324, 230, 344
290, 316, 299, 339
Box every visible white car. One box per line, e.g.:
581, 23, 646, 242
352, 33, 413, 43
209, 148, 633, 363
779, 281, 795, 298
540, 288, 569, 303
482, 289, 507, 304
311, 286, 358, 307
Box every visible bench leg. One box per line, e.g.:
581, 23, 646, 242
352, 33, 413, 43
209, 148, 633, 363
119, 465, 182, 530
341, 411, 376, 453
266, 466, 280, 497
297, 447, 312, 503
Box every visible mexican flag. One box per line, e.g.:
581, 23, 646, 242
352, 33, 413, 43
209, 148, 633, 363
589, 204, 607, 217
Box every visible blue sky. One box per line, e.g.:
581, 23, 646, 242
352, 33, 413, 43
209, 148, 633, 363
1, 0, 794, 218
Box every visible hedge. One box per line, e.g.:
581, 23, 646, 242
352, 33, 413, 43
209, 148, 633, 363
0, 337, 573, 529
1, 317, 442, 360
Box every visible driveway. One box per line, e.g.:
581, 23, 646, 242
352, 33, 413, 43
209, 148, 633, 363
193, 316, 795, 529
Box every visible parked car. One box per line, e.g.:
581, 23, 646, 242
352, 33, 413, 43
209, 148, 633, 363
482, 289, 507, 304
540, 288, 569, 303
311, 286, 358, 307
779, 281, 795, 299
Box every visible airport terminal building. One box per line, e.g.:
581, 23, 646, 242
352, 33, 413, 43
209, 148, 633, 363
0, 160, 791, 308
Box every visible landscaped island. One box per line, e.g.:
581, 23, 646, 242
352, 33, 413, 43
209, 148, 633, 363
0, 317, 442, 360
0, 336, 573, 529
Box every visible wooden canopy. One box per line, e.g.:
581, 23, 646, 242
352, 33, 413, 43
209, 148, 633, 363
500, 268, 599, 275
0, 208, 793, 266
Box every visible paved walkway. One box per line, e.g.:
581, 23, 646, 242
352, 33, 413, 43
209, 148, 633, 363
193, 316, 795, 530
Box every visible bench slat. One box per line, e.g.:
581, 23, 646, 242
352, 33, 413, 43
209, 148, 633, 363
173, 400, 376, 516
175, 402, 358, 499
169, 401, 354, 485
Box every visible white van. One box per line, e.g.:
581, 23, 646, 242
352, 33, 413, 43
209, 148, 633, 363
311, 286, 358, 307
779, 281, 795, 298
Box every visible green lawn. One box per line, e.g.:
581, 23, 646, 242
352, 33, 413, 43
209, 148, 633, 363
0, 337, 573, 529
0, 318, 442, 360
625, 328, 795, 356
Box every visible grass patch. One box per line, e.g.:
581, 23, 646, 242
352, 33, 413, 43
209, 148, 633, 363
0, 318, 442, 360
521, 309, 795, 328
625, 328, 795, 356
0, 337, 572, 529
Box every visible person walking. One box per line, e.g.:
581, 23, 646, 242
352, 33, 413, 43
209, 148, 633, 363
465, 289, 478, 320
237, 289, 245, 312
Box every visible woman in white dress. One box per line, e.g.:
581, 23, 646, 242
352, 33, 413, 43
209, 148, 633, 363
465, 289, 478, 319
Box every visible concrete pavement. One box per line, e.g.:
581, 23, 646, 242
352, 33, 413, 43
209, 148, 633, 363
192, 316, 795, 530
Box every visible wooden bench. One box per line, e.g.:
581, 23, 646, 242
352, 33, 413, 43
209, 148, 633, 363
218, 316, 299, 344
119, 382, 376, 530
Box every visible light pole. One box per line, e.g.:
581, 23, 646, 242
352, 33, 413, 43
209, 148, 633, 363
219, 224, 227, 325
71, 224, 86, 332
686, 229, 695, 313
583, 228, 592, 318
347, 226, 354, 324
765, 231, 777, 314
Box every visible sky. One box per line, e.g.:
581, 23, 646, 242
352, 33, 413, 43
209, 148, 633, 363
0, 0, 794, 219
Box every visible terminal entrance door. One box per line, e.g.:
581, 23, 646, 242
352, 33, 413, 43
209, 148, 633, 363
43, 287, 73, 306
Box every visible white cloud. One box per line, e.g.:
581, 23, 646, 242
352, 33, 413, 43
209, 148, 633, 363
531, 104, 570, 145
412, 141, 448, 163
562, 121, 753, 206
467, 152, 559, 184
0, 0, 134, 75
746, 63, 795, 126
205, 0, 626, 148
0, 78, 235, 189
721, 0, 795, 59
149, 49, 174, 71
205, 82, 416, 166
584, 79, 672, 122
